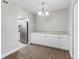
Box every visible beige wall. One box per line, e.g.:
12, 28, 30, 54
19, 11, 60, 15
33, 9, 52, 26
1, 0, 35, 56
68, 1, 73, 58
34, 9, 68, 33
73, 1, 78, 59
68, 0, 78, 59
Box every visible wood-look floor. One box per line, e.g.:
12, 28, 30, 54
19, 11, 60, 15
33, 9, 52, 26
3, 44, 71, 59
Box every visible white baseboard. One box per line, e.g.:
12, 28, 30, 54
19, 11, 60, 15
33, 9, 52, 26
1, 44, 26, 58
69, 51, 73, 59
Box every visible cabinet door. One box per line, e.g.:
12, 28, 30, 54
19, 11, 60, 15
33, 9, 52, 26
60, 35, 69, 50
51, 35, 59, 48
31, 34, 45, 44
46, 35, 59, 48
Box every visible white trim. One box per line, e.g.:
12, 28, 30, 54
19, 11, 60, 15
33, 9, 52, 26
1, 45, 26, 58
69, 51, 73, 59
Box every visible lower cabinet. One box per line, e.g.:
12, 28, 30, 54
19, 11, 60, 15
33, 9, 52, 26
31, 33, 69, 50
59, 35, 69, 50
46, 35, 59, 48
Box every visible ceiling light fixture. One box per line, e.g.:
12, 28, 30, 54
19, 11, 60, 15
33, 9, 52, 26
38, 2, 50, 16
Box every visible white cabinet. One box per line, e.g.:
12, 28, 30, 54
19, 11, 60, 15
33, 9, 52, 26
46, 35, 59, 48
60, 38, 69, 50
31, 33, 45, 44
59, 35, 69, 50
31, 33, 69, 50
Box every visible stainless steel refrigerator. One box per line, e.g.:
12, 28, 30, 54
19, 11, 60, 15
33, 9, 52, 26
18, 19, 28, 44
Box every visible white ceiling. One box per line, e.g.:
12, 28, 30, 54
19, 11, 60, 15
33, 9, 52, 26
10, 0, 71, 14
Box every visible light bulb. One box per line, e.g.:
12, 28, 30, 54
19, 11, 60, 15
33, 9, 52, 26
45, 11, 49, 16
38, 11, 42, 16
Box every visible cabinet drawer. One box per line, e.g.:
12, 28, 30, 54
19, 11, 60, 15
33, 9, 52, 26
60, 38, 69, 50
